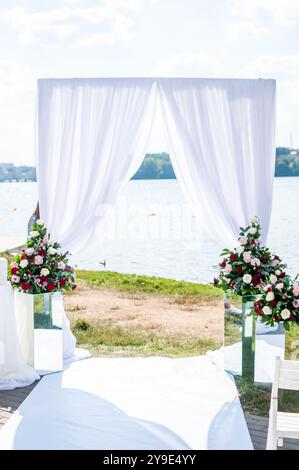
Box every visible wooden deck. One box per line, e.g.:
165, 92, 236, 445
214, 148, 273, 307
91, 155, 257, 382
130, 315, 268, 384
0, 384, 298, 450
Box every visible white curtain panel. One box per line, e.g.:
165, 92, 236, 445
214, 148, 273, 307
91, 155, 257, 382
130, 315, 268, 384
158, 78, 276, 246
37, 78, 276, 252
37, 78, 156, 252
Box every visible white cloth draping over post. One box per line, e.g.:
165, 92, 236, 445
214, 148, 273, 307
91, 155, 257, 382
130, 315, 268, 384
36, 77, 276, 251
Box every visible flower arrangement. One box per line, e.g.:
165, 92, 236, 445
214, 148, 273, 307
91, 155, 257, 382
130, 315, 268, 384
254, 277, 299, 330
9, 220, 76, 294
213, 217, 286, 296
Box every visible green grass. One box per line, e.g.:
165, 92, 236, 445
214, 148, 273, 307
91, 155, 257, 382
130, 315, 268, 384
76, 270, 221, 300
235, 377, 299, 416
72, 318, 220, 358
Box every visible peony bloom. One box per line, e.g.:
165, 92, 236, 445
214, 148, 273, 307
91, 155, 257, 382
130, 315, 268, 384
270, 274, 277, 284
58, 261, 65, 270
281, 309, 291, 320
266, 291, 275, 301
11, 275, 20, 283
262, 306, 272, 316
243, 251, 251, 263
239, 236, 248, 245
34, 255, 43, 265
243, 274, 252, 284
48, 246, 57, 255
40, 268, 50, 277
25, 248, 35, 256
30, 231, 39, 238
20, 259, 28, 268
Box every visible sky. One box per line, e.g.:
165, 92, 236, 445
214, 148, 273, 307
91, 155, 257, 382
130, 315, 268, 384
0, 0, 299, 165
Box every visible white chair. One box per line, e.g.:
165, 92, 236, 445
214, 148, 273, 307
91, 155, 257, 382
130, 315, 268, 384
266, 356, 299, 449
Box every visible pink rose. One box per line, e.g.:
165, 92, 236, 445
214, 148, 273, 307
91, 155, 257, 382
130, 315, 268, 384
25, 248, 35, 256
293, 300, 299, 309
58, 262, 65, 270
34, 255, 43, 265
11, 275, 20, 283
243, 251, 251, 263
251, 257, 261, 267
224, 264, 232, 274
271, 259, 280, 268
10, 262, 19, 269
293, 284, 299, 297
239, 236, 248, 246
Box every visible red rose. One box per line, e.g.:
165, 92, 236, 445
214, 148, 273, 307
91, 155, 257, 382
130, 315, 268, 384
267, 287, 272, 292
252, 274, 261, 286
21, 282, 30, 291
39, 249, 46, 257
257, 309, 262, 316
270, 300, 277, 307
11, 267, 18, 275
28, 258, 34, 264
220, 260, 226, 269
229, 253, 238, 262
236, 266, 243, 275
280, 272, 286, 278
213, 278, 219, 286
21, 254, 26, 260
59, 278, 67, 287
48, 282, 56, 292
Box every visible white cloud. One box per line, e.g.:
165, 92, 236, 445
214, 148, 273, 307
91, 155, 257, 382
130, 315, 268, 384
0, 4, 138, 46
0, 60, 36, 164
228, 0, 299, 27
242, 55, 299, 147
155, 53, 223, 77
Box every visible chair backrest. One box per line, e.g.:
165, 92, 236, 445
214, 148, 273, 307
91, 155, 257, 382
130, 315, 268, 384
274, 357, 299, 392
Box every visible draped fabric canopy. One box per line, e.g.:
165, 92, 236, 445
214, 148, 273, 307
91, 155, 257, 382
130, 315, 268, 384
36, 77, 276, 252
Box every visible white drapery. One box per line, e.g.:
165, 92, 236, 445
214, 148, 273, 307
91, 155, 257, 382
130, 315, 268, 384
37, 78, 276, 251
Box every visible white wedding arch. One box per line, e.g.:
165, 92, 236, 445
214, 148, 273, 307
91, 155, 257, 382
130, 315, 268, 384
36, 77, 276, 253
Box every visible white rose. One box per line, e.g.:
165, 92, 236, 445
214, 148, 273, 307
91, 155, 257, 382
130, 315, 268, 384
30, 231, 39, 238
266, 291, 274, 301
281, 309, 291, 320
239, 236, 248, 245
243, 274, 252, 284
262, 306, 272, 316
36, 219, 44, 226
48, 247, 57, 255
236, 246, 245, 255
270, 274, 277, 284
41, 268, 50, 276
275, 270, 281, 276
248, 227, 257, 235
276, 283, 284, 291
20, 259, 28, 268
250, 217, 259, 224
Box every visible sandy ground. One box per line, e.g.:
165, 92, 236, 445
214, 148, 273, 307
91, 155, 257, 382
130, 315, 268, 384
64, 282, 223, 342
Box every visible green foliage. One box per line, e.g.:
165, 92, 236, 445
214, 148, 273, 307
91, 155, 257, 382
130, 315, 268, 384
76, 270, 222, 300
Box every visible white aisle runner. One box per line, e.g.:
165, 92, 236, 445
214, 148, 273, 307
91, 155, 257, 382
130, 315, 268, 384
0, 356, 252, 450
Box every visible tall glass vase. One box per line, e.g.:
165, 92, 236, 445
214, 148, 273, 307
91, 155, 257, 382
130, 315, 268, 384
224, 293, 285, 383
14, 291, 63, 375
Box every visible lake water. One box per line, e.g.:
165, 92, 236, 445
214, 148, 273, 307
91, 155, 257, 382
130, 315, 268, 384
0, 178, 298, 283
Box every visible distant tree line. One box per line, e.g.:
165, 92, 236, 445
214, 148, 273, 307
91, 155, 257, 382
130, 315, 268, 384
1, 148, 299, 182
